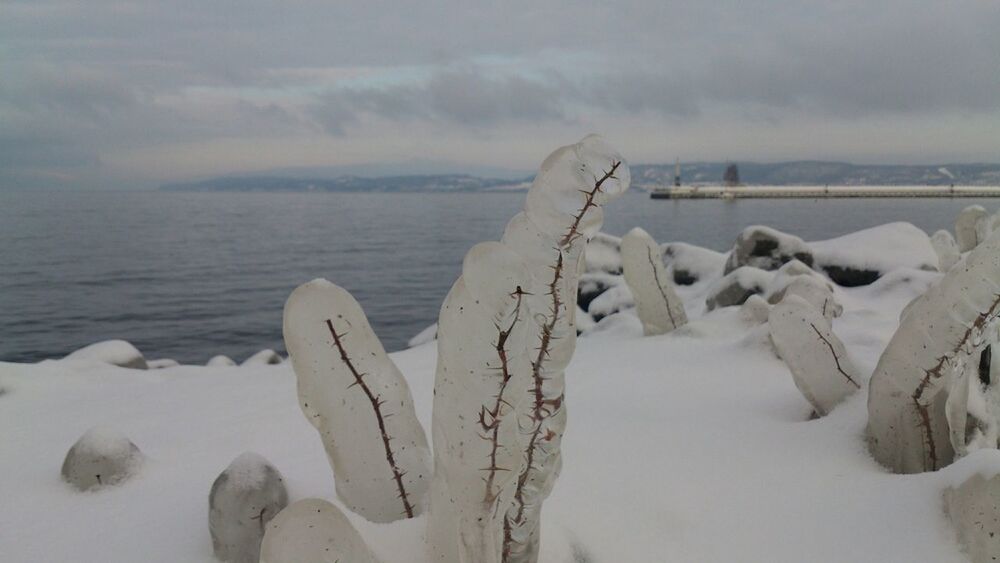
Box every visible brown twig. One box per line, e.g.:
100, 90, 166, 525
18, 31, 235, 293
809, 323, 860, 389
646, 245, 679, 329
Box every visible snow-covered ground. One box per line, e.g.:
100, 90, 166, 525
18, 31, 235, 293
2, 222, 998, 562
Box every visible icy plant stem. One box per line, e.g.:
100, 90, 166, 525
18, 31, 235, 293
647, 246, 679, 329
325, 319, 414, 518
809, 323, 860, 389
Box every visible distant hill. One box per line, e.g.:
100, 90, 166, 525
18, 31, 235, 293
160, 161, 1000, 193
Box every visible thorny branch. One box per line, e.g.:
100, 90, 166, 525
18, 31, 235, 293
646, 245, 680, 329
809, 323, 860, 389
325, 318, 415, 518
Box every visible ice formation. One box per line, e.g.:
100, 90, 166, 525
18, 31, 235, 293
283, 279, 430, 522
206, 355, 237, 367
930, 229, 961, 272
61, 427, 144, 491
768, 295, 860, 416
259, 499, 379, 563
208, 452, 288, 563
944, 466, 1000, 563
428, 135, 629, 563
63, 340, 147, 370
620, 227, 686, 335
868, 230, 1000, 473
955, 205, 988, 252
769, 276, 841, 320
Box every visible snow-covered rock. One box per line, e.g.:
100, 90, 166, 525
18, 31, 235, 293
577, 271, 622, 313
739, 294, 772, 326
259, 499, 379, 563
621, 227, 687, 335
208, 452, 288, 563
206, 355, 237, 367
63, 340, 147, 370
955, 205, 988, 252
768, 296, 860, 416
930, 229, 961, 272
811, 222, 938, 287
770, 276, 842, 320
147, 358, 179, 369
662, 242, 726, 286
240, 349, 282, 366
583, 232, 622, 274
724, 226, 813, 274
61, 427, 144, 491
705, 266, 771, 311
586, 283, 633, 321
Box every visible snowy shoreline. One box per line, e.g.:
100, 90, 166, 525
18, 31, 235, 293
3, 206, 1000, 561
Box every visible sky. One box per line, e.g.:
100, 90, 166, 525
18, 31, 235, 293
1, 0, 998, 189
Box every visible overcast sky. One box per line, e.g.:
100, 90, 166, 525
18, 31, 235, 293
2, 0, 998, 189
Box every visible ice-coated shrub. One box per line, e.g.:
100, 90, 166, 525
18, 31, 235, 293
428, 135, 629, 563
283, 279, 430, 522
956, 205, 988, 252
868, 230, 1000, 473
259, 498, 379, 563
944, 469, 1000, 563
61, 427, 144, 491
930, 229, 961, 272
208, 452, 288, 563
768, 295, 860, 416
620, 227, 687, 335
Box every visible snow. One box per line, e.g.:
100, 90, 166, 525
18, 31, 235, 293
63, 339, 147, 370
0, 220, 985, 562
811, 222, 939, 274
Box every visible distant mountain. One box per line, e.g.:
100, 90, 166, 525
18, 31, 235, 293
630, 162, 1000, 189
160, 174, 528, 193
160, 161, 1000, 193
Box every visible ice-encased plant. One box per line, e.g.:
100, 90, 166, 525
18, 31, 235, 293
620, 227, 687, 335
768, 295, 860, 416
428, 135, 629, 563
283, 279, 431, 522
867, 230, 1000, 473
259, 498, 380, 563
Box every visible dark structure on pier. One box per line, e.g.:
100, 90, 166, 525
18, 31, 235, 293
723, 164, 740, 187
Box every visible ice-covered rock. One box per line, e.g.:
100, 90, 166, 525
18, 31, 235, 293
944, 467, 1000, 563
206, 355, 237, 367
770, 276, 842, 320
240, 349, 282, 366
584, 232, 622, 274
577, 271, 622, 312
705, 266, 771, 311
407, 322, 438, 348
811, 222, 939, 287
61, 427, 144, 491
586, 283, 633, 321
63, 340, 147, 370
976, 212, 1000, 248
739, 294, 772, 326
930, 229, 961, 272
955, 205, 988, 252
868, 229, 1000, 473
621, 227, 687, 335
723, 226, 813, 274
209, 452, 288, 563
283, 279, 430, 523
768, 296, 860, 416
259, 499, 379, 563
147, 358, 179, 369
765, 259, 829, 297
662, 242, 726, 286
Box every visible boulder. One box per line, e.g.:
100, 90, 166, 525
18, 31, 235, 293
739, 294, 772, 326
63, 340, 147, 370
61, 427, 144, 491
723, 226, 813, 274
811, 222, 939, 287
662, 242, 727, 286
705, 266, 771, 311
209, 452, 289, 563
955, 205, 988, 252
260, 499, 379, 563
207, 355, 237, 367
586, 283, 633, 322
241, 349, 283, 366
583, 232, 623, 274
769, 276, 842, 320
577, 271, 622, 312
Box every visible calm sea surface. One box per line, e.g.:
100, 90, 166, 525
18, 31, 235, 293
2, 190, 997, 364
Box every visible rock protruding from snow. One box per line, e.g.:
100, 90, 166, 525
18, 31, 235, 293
662, 242, 726, 286
283, 279, 430, 523
206, 355, 237, 367
621, 227, 687, 335
61, 427, 144, 491
739, 294, 772, 326
930, 229, 961, 272
944, 470, 1000, 563
770, 276, 842, 320
259, 499, 379, 563
811, 222, 939, 286
147, 358, 179, 369
63, 340, 147, 370
705, 266, 771, 311
209, 452, 289, 563
241, 349, 282, 366
584, 232, 623, 274
723, 226, 813, 274
956, 205, 988, 251
768, 296, 860, 416
868, 230, 1000, 474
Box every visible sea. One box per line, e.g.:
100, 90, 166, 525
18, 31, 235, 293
2, 189, 996, 364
